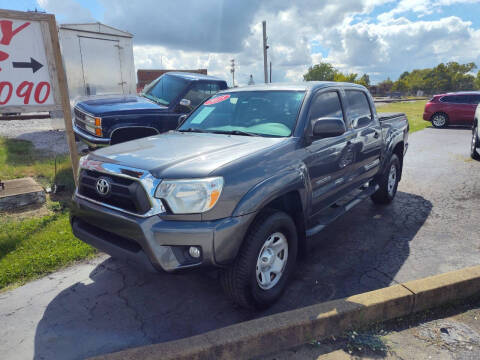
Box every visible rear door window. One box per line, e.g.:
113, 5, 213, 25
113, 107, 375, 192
345, 90, 373, 128
468, 95, 480, 104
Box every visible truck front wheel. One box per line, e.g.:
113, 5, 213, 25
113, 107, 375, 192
220, 209, 298, 309
371, 154, 401, 204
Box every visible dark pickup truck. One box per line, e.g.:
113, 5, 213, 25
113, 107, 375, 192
73, 72, 227, 149
71, 82, 409, 309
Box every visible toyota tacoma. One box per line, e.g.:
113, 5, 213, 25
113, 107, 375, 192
71, 82, 409, 309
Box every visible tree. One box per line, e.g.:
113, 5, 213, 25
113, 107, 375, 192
357, 74, 370, 87
377, 78, 393, 96
303, 62, 336, 81
392, 79, 408, 93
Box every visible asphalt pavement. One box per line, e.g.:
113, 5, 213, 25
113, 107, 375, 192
0, 127, 479, 360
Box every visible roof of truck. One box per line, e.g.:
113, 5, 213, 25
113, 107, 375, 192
224, 81, 366, 92
166, 72, 226, 82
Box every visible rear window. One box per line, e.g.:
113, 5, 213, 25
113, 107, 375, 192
345, 90, 373, 128
441, 95, 470, 104
468, 95, 480, 104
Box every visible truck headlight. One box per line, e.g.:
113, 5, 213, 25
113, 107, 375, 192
155, 177, 224, 214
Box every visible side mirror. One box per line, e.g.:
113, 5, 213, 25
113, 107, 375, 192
178, 114, 188, 127
179, 99, 191, 107
355, 116, 372, 128
312, 117, 346, 139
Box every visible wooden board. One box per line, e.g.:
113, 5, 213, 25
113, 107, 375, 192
0, 9, 79, 184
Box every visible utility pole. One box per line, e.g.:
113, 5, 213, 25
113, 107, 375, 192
230, 59, 235, 87
270, 61, 272, 83
262, 20, 269, 83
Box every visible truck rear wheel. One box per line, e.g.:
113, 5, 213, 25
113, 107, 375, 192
371, 154, 400, 205
220, 209, 298, 309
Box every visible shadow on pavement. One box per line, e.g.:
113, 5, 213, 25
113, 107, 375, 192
33, 191, 432, 360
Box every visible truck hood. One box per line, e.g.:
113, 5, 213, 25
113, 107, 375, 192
90, 131, 286, 178
75, 95, 167, 117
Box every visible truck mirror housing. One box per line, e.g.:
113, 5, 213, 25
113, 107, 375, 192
312, 118, 346, 138
179, 99, 191, 107
178, 114, 188, 127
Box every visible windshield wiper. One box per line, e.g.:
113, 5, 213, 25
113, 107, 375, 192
211, 130, 261, 137
141, 93, 168, 106
178, 128, 209, 133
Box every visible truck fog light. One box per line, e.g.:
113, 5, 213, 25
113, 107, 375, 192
189, 246, 201, 258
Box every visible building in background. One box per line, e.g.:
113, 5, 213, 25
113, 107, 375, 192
59, 22, 136, 104
137, 69, 208, 92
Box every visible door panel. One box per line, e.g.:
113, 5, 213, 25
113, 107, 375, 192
79, 37, 124, 96
304, 90, 356, 216
344, 90, 383, 186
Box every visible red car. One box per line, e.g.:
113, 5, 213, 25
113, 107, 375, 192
423, 92, 480, 128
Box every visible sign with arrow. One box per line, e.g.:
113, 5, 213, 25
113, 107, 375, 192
0, 9, 80, 185
12, 57, 43, 73
0, 13, 57, 110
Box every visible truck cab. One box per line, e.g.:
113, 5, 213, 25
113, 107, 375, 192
73, 72, 228, 149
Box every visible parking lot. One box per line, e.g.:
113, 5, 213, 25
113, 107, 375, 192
0, 127, 479, 360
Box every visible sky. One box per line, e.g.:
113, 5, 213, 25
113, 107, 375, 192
2, 0, 480, 86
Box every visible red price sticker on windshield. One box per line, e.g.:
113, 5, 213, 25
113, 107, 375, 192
204, 94, 230, 105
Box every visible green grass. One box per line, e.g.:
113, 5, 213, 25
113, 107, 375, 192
0, 212, 96, 290
378, 100, 429, 133
0, 137, 75, 192
0, 136, 96, 290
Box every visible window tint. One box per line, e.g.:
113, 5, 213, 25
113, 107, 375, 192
143, 75, 187, 106
468, 95, 480, 104
184, 82, 222, 108
442, 95, 470, 104
308, 91, 344, 121
345, 90, 372, 128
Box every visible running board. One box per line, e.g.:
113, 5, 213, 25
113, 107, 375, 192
306, 184, 379, 237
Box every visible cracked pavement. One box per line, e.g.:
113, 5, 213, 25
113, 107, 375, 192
0, 127, 479, 359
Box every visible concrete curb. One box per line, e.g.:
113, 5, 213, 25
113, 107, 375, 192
91, 265, 480, 360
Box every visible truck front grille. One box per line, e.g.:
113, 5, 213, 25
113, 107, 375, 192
78, 169, 151, 215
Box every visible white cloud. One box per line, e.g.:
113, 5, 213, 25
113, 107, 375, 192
377, 0, 480, 22
37, 0, 480, 85
37, 0, 94, 23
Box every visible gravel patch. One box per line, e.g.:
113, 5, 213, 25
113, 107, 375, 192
0, 118, 70, 154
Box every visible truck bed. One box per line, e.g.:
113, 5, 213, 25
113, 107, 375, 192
378, 112, 406, 121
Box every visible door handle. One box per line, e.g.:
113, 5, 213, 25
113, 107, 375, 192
373, 130, 380, 139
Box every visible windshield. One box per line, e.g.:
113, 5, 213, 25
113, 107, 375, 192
142, 75, 187, 106
178, 90, 305, 137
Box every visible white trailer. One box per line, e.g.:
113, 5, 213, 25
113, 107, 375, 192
58, 22, 136, 104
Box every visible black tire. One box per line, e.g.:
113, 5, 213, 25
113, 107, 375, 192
471, 124, 480, 160
371, 154, 401, 205
220, 209, 298, 309
431, 112, 448, 128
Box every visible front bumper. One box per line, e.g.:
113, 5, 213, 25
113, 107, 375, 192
73, 124, 110, 149
70, 195, 256, 272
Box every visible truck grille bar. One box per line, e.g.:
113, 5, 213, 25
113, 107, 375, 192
78, 169, 151, 215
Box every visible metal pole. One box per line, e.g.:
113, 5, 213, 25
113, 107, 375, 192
230, 59, 235, 87
270, 61, 272, 83
262, 20, 268, 83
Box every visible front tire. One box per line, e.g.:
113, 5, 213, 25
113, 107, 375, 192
220, 210, 298, 309
371, 154, 401, 205
431, 113, 448, 128
471, 124, 480, 160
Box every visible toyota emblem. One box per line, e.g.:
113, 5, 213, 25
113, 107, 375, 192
95, 177, 111, 196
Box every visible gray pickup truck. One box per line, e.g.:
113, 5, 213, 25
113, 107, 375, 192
71, 82, 409, 309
